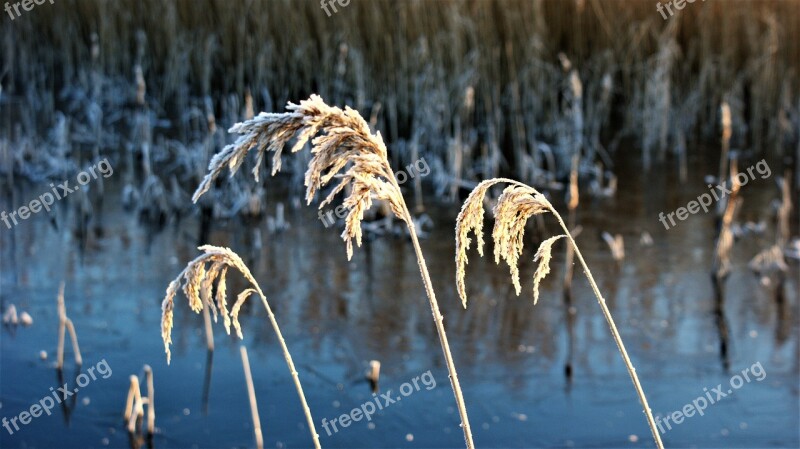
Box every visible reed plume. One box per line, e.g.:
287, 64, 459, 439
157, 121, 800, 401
192, 95, 475, 448
160, 245, 320, 449
455, 178, 664, 449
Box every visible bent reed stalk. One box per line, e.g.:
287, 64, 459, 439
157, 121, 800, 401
456, 178, 664, 449
56, 282, 82, 370
192, 95, 474, 448
160, 245, 320, 449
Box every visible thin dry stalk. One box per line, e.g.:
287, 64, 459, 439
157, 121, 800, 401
124, 367, 155, 437
367, 360, 381, 393
201, 302, 215, 351
456, 177, 664, 449
776, 170, 792, 246
125, 375, 144, 433
56, 282, 82, 370
64, 320, 83, 366
712, 157, 742, 281
144, 365, 155, 435
192, 95, 474, 448
240, 346, 264, 449
160, 245, 320, 449
2, 304, 18, 325
56, 286, 65, 369
563, 155, 580, 295
718, 102, 732, 186
123, 375, 139, 423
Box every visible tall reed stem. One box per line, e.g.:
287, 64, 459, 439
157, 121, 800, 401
255, 293, 321, 449
396, 176, 474, 449
473, 177, 662, 448
202, 302, 215, 351
144, 365, 155, 435
240, 346, 264, 449
550, 211, 664, 449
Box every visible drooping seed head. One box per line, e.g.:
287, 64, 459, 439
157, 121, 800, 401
532, 234, 567, 304
193, 95, 408, 261
456, 179, 556, 307
492, 186, 551, 296
160, 246, 266, 364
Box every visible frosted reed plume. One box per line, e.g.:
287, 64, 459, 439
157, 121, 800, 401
455, 178, 664, 449
192, 95, 475, 448
193, 94, 405, 260
160, 245, 320, 449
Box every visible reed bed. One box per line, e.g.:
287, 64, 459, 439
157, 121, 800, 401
2, 0, 797, 211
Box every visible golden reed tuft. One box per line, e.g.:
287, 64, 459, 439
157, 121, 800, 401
193, 95, 407, 260
455, 178, 563, 308
160, 245, 265, 364
159, 245, 321, 448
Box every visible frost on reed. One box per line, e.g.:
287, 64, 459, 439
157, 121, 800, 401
455, 179, 564, 306
193, 94, 405, 260
455, 178, 664, 449
160, 245, 320, 449
192, 95, 475, 449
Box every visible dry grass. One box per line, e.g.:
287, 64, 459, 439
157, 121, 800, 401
456, 179, 558, 307
193, 94, 406, 259
160, 245, 321, 449
4, 0, 797, 202
456, 177, 664, 449
240, 346, 264, 449
192, 94, 475, 448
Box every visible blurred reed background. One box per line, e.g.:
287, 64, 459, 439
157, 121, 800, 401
2, 0, 798, 217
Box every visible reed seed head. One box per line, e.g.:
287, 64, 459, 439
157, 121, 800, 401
492, 186, 551, 295
532, 234, 566, 304
193, 95, 408, 261
231, 288, 259, 340
160, 245, 266, 364
456, 178, 558, 307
